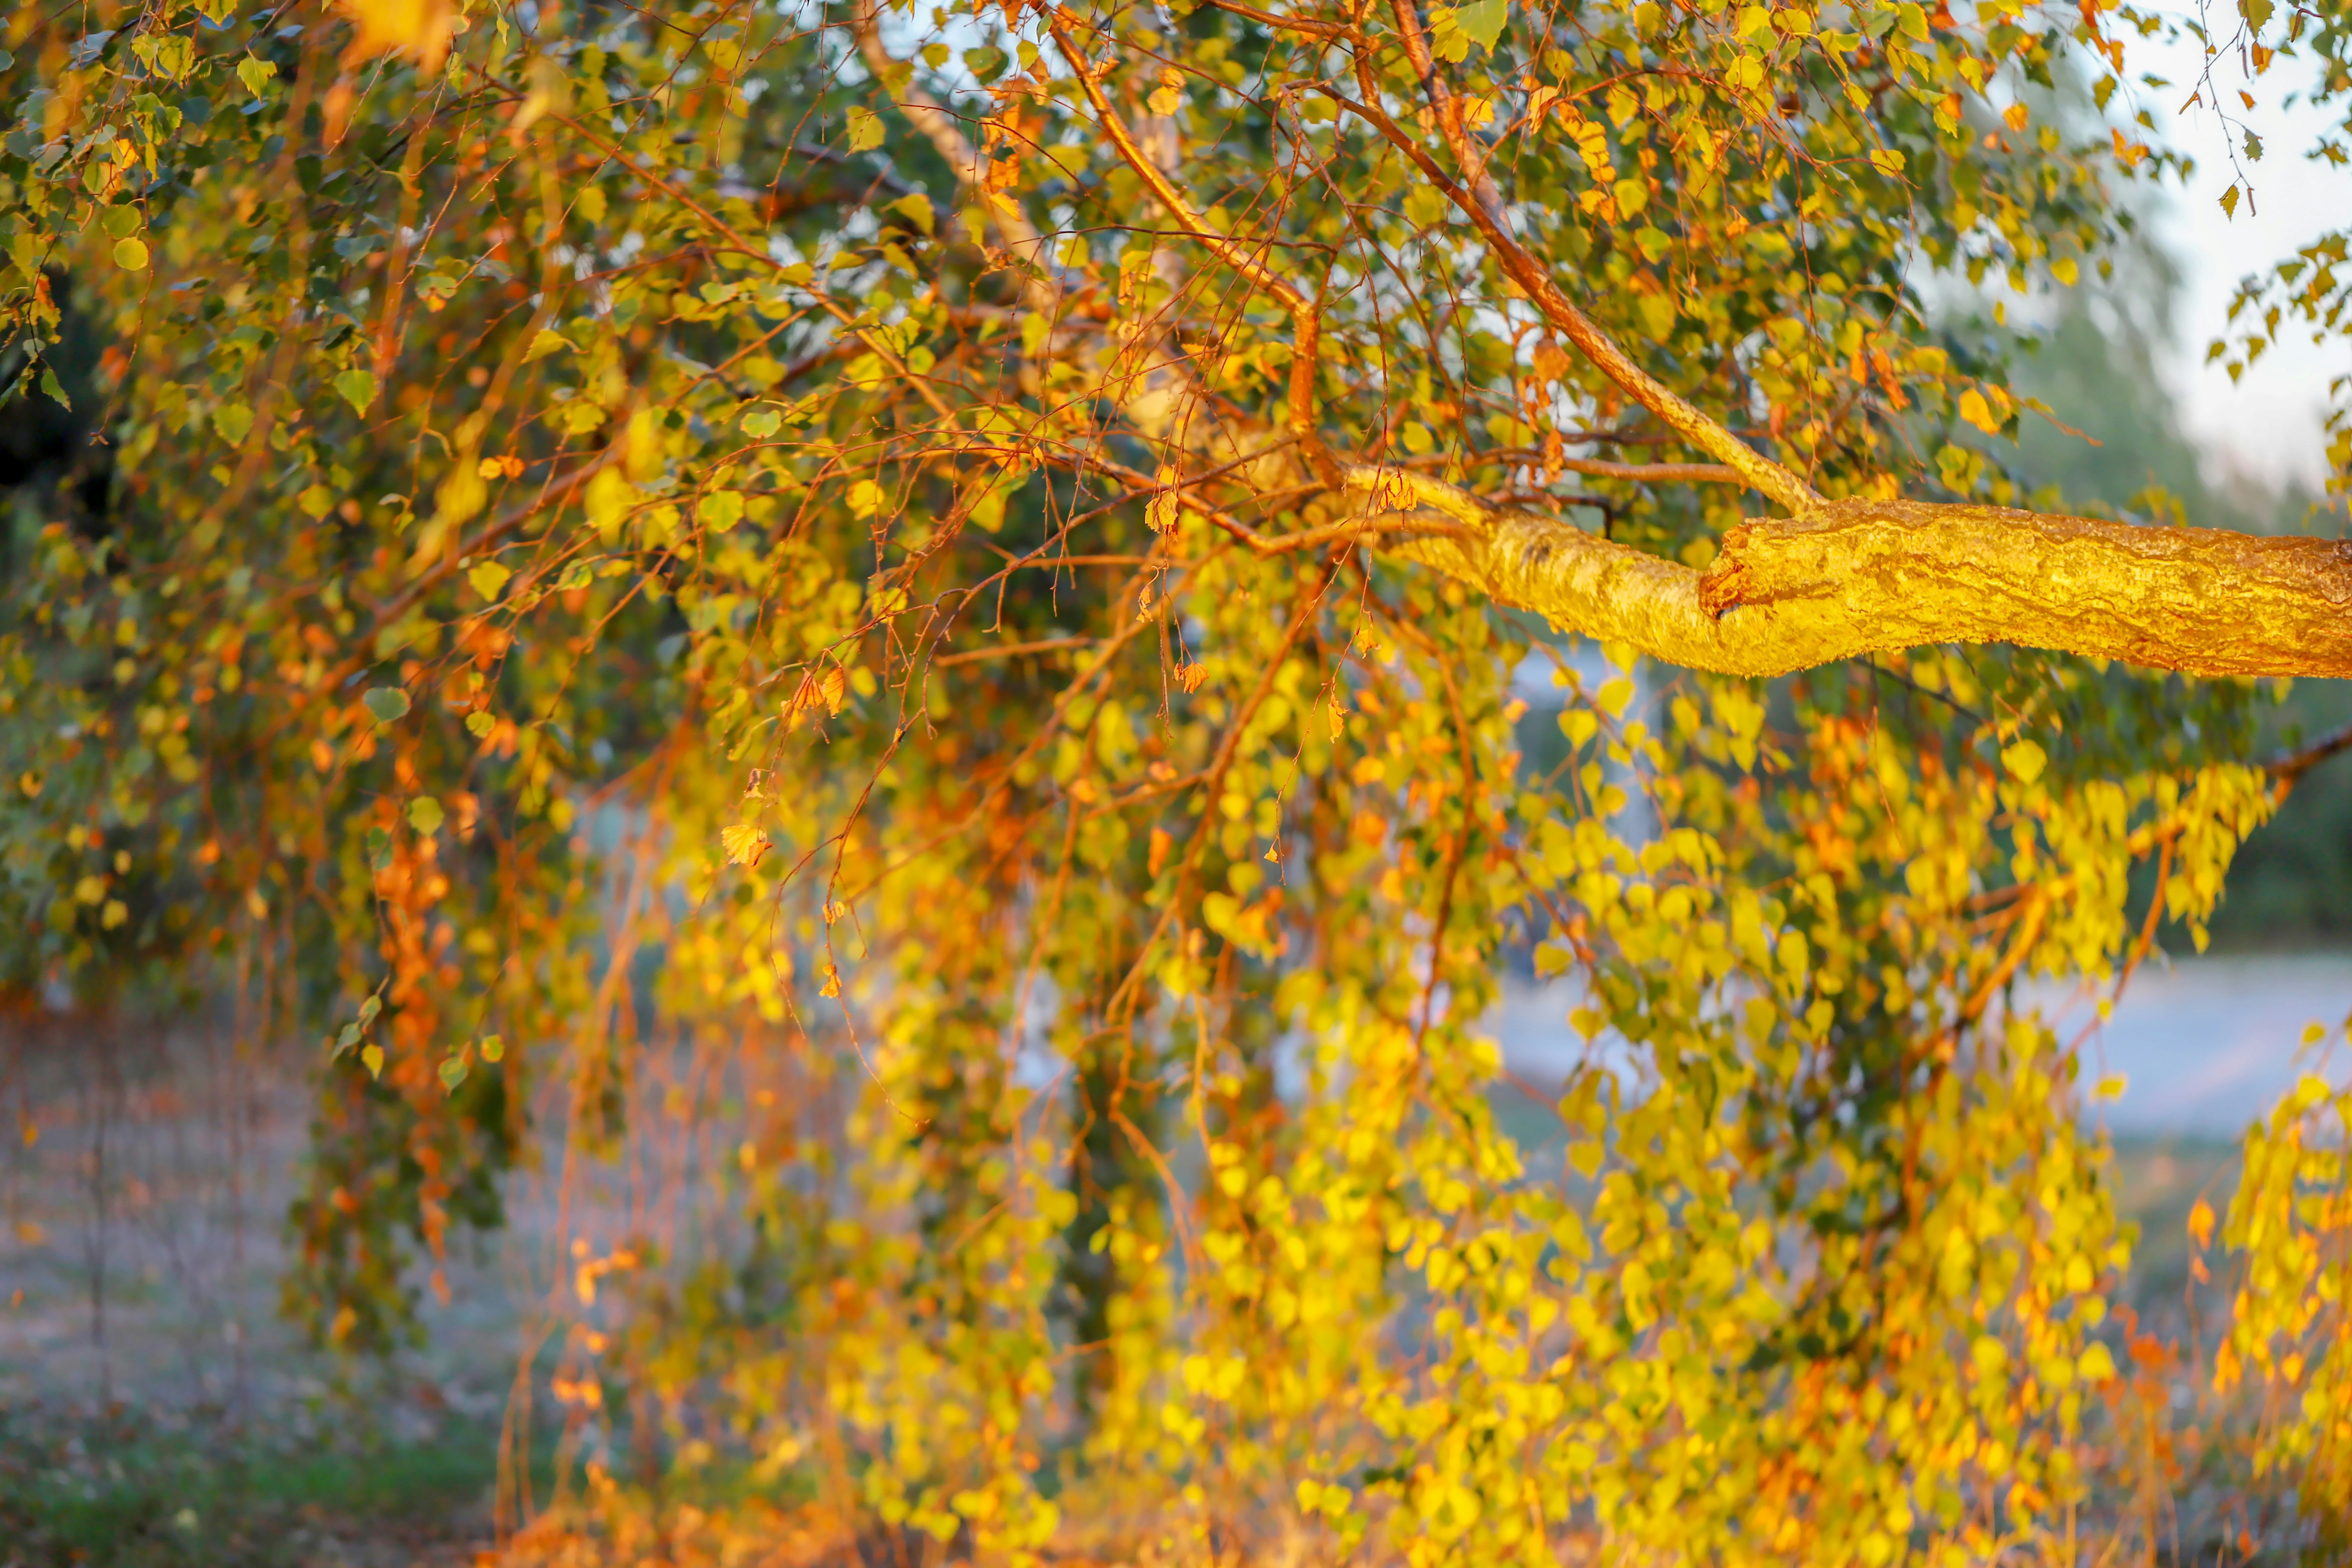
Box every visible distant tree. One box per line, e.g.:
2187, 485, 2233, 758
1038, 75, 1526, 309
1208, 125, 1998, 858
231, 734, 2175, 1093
3, 0, 2350, 1559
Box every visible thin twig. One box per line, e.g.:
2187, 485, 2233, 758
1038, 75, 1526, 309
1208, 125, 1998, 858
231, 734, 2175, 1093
2269, 717, 2352, 786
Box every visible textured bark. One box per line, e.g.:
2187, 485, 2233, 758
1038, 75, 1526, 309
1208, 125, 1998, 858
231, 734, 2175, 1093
1350, 469, 2352, 679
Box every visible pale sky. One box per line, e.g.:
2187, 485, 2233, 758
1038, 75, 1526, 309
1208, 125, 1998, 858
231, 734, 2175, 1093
2127, 14, 2349, 494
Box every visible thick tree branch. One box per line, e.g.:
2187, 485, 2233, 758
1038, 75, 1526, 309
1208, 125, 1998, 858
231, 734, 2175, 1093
1346, 468, 2352, 678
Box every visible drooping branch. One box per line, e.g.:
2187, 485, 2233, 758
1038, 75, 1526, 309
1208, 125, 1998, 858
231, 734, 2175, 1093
1346, 469, 2352, 679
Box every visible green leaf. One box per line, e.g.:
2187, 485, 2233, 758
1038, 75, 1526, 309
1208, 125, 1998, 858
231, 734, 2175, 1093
740, 406, 782, 438
467, 559, 514, 600
466, 709, 496, 737
333, 367, 379, 414
365, 825, 394, 871
480, 1034, 505, 1063
2240, 0, 2272, 30
1453, 0, 1510, 49
438, 1056, 468, 1091
845, 106, 885, 153
236, 55, 276, 99
409, 796, 446, 835
213, 401, 254, 444
701, 490, 745, 529
363, 687, 412, 723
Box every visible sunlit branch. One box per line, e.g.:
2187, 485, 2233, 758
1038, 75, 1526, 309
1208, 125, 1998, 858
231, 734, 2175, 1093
1346, 467, 2352, 678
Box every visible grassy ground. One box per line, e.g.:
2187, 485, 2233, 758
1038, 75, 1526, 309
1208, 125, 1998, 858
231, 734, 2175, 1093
0, 1402, 518, 1568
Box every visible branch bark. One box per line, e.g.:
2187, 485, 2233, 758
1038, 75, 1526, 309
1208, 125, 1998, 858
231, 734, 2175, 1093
1349, 468, 2352, 679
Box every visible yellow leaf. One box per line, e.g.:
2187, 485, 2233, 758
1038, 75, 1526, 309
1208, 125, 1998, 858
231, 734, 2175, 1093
2187, 1197, 2215, 1249
1957, 387, 2004, 435
2000, 738, 2046, 785
338, 0, 459, 71
585, 467, 636, 539
721, 824, 772, 867
467, 559, 513, 601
